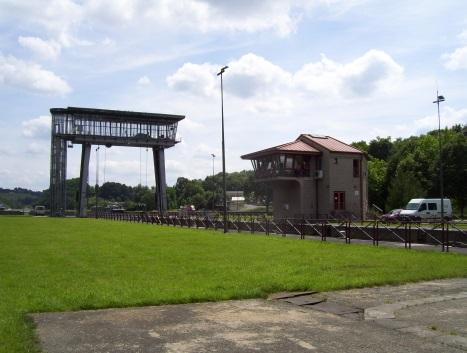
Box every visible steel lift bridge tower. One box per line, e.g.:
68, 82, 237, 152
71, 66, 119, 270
49, 107, 184, 217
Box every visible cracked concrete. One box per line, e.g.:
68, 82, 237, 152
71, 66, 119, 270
31, 278, 467, 353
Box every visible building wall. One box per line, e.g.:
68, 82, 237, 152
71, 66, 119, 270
272, 180, 302, 219
317, 149, 331, 217
327, 153, 366, 219
268, 152, 367, 220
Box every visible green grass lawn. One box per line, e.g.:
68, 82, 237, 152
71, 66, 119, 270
1, 216, 467, 353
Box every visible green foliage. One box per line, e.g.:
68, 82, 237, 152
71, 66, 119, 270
0, 188, 42, 209
368, 125, 467, 213
351, 140, 369, 153
386, 169, 425, 210
368, 136, 393, 161
173, 170, 262, 210
367, 158, 387, 209
1, 216, 467, 353
442, 132, 467, 216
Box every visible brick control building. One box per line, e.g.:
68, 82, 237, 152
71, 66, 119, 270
241, 134, 368, 219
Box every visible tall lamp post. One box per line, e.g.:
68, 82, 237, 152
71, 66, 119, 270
211, 153, 216, 177
433, 92, 445, 220
217, 65, 228, 233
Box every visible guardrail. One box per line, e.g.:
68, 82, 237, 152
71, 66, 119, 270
93, 211, 467, 252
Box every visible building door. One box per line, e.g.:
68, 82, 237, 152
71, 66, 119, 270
334, 191, 345, 210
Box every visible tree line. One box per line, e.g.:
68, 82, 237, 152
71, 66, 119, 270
353, 124, 466, 216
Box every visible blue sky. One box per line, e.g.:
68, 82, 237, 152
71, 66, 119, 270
1, 0, 466, 191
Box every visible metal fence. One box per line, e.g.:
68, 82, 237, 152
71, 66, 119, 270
94, 211, 467, 253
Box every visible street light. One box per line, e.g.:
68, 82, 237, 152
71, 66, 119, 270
433, 92, 445, 220
217, 65, 228, 233
211, 153, 216, 177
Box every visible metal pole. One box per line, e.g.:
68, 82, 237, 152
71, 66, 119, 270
433, 92, 445, 221
95, 145, 100, 218
217, 66, 228, 233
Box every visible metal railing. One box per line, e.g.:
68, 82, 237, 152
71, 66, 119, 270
93, 211, 467, 252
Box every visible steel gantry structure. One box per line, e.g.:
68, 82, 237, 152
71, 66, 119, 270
49, 107, 184, 217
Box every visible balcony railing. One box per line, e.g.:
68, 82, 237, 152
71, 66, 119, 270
254, 167, 311, 179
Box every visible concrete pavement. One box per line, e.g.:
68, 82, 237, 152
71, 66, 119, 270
32, 278, 467, 353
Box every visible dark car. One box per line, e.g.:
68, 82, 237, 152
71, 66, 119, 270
380, 209, 402, 223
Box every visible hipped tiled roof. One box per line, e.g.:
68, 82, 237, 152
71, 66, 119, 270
241, 140, 320, 159
300, 134, 364, 154
241, 134, 364, 160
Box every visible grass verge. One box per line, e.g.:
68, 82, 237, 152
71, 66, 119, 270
1, 216, 466, 353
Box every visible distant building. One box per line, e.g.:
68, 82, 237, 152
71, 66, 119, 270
241, 134, 368, 219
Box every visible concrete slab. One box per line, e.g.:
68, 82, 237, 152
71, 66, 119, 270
32, 278, 467, 353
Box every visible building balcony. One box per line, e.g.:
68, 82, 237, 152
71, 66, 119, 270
254, 167, 312, 180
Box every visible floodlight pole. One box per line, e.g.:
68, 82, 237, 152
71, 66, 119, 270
217, 66, 228, 233
433, 92, 445, 220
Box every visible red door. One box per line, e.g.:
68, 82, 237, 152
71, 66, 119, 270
334, 192, 345, 210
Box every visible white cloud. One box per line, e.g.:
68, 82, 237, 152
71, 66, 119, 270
226, 53, 292, 98
415, 106, 467, 132
295, 49, 403, 97
443, 46, 467, 70
393, 106, 467, 137
0, 0, 83, 46
166, 53, 292, 99
0, 0, 363, 48
18, 36, 61, 60
137, 76, 151, 85
22, 116, 51, 139
84, 0, 139, 24
168, 50, 403, 100
0, 55, 71, 95
167, 62, 218, 96
144, 0, 363, 37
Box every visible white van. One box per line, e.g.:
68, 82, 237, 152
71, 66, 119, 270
399, 198, 452, 220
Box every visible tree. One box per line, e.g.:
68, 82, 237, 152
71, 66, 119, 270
386, 169, 425, 210
442, 133, 467, 216
368, 137, 393, 160
352, 140, 369, 153
367, 158, 387, 210
166, 186, 178, 210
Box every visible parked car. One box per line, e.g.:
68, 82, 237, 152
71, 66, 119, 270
380, 209, 402, 223
399, 198, 452, 221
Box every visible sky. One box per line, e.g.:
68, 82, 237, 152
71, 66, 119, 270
1, 0, 467, 191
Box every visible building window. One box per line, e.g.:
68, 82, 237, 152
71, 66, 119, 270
353, 159, 360, 178
334, 191, 345, 210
